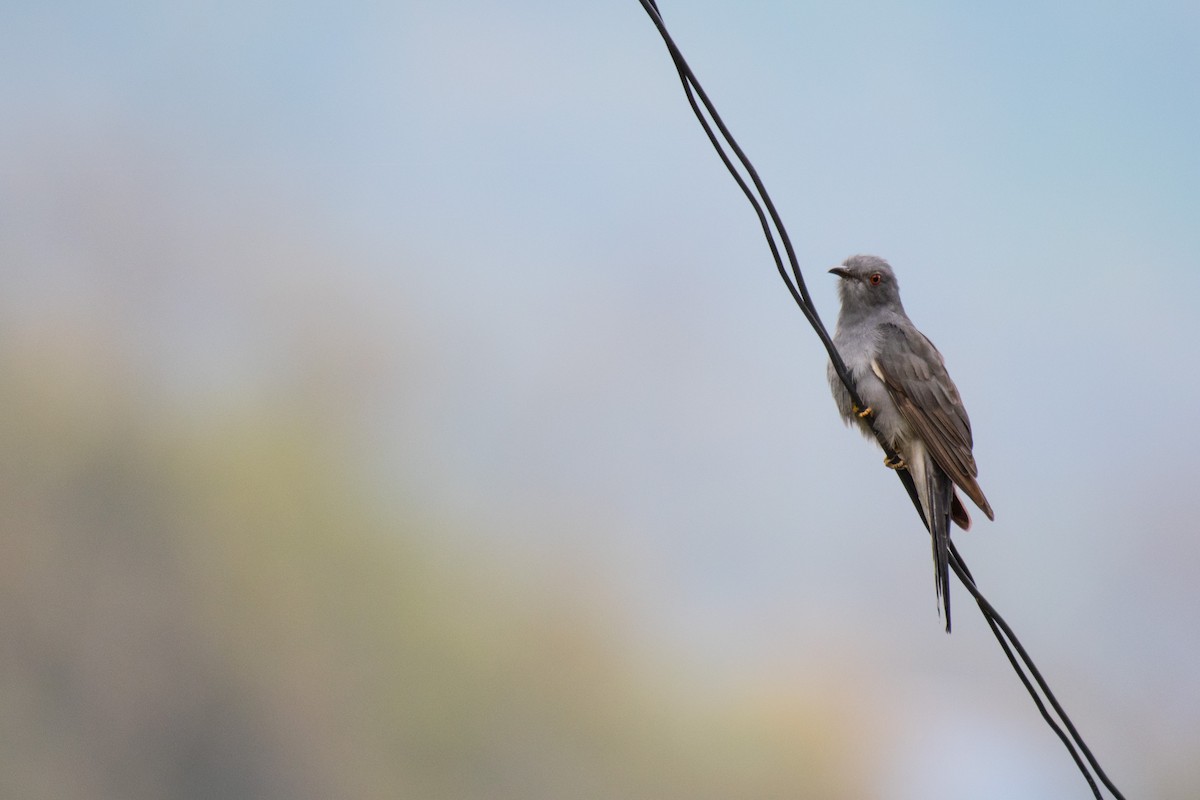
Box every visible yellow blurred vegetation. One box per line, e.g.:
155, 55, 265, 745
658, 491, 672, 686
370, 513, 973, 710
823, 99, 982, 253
0, 326, 869, 799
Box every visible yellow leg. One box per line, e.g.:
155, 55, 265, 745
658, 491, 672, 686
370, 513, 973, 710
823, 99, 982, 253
854, 404, 873, 418
884, 454, 906, 470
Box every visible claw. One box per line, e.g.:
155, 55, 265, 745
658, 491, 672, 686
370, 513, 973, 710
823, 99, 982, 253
884, 454, 906, 470
854, 405, 873, 418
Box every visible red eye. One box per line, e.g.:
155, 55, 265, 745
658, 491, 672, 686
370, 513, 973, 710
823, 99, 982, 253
869, 272, 882, 286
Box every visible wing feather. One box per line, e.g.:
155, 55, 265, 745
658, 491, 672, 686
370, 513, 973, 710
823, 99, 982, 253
872, 322, 994, 521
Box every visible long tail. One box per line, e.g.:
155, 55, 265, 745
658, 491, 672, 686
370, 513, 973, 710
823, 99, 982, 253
927, 464, 955, 632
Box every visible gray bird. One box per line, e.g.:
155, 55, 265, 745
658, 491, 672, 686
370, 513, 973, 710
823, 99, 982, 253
827, 255, 993, 631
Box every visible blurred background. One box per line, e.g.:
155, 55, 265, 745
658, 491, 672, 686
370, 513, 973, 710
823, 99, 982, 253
2, 1, 1197, 798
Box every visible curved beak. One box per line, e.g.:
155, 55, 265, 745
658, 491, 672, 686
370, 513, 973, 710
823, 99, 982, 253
828, 266, 852, 279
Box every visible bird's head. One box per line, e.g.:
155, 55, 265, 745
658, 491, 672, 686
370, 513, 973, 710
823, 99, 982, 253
829, 254, 902, 311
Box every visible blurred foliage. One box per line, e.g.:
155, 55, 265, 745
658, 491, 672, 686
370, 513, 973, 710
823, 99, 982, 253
0, 332, 868, 800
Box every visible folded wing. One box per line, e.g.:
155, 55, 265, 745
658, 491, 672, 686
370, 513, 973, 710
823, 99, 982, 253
871, 322, 994, 521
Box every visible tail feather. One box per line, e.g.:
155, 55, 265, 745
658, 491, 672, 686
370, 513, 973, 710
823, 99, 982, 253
927, 464, 955, 633
951, 491, 971, 530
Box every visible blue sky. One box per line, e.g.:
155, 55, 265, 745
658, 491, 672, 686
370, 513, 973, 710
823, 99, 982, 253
3, 2, 1198, 797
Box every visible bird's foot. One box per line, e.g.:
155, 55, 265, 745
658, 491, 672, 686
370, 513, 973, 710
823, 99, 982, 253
884, 454, 907, 470
854, 404, 873, 419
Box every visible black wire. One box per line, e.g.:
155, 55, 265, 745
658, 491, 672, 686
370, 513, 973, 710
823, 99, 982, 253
639, 0, 865, 418
949, 542, 1126, 799
638, 3, 1126, 798
948, 542, 1102, 798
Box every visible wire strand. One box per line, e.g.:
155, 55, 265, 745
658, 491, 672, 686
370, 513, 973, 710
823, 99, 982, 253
638, 3, 1126, 798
